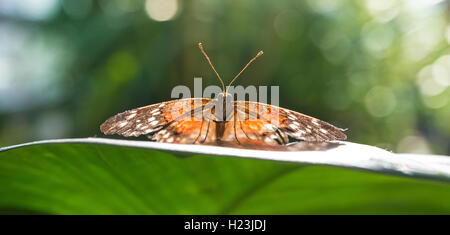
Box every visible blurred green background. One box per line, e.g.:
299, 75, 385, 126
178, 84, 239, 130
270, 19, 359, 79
0, 0, 449, 155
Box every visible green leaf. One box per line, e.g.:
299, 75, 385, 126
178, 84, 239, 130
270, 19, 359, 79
0, 138, 449, 214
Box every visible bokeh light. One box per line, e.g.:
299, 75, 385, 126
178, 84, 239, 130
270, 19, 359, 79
362, 22, 395, 56
446, 25, 450, 44
0, 0, 59, 21
397, 135, 431, 154
365, 86, 397, 118
145, 0, 179, 22
417, 67, 443, 96
432, 55, 450, 87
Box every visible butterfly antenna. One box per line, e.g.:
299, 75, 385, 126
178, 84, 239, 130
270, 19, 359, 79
226, 50, 263, 93
198, 43, 226, 92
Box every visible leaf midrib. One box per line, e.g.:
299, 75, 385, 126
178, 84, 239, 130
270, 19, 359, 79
221, 165, 302, 214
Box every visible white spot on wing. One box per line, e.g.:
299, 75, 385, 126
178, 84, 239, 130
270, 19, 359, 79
264, 124, 274, 130
127, 113, 137, 119
159, 129, 167, 135
131, 131, 139, 136
142, 128, 153, 134
162, 132, 170, 138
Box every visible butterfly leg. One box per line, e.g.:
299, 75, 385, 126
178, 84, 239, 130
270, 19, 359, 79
239, 121, 251, 140
200, 120, 211, 143
233, 114, 241, 144
193, 118, 204, 144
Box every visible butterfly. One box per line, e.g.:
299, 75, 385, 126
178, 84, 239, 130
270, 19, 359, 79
100, 43, 347, 145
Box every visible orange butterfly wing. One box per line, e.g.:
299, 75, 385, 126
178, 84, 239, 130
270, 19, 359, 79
101, 99, 346, 145
100, 98, 214, 143
231, 101, 347, 144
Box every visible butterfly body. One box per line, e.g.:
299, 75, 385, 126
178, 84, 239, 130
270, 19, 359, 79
213, 92, 233, 141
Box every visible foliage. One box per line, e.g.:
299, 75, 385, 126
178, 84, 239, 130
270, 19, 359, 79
1, 141, 449, 214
